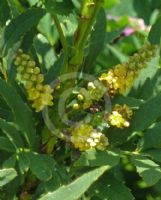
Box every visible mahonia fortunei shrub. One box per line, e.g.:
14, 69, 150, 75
0, 1, 161, 200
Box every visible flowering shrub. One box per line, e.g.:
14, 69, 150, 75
0, 0, 161, 200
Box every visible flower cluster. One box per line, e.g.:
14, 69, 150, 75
14, 49, 54, 112
108, 104, 133, 128
71, 124, 109, 151
72, 80, 107, 110
99, 43, 157, 96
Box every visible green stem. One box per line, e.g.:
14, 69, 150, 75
77, 1, 103, 50
69, 0, 104, 71
52, 15, 68, 73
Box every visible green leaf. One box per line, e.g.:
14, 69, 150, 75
44, 55, 63, 84
131, 154, 161, 186
0, 0, 11, 27
3, 155, 17, 168
34, 34, 57, 72
0, 79, 36, 149
39, 166, 108, 200
45, 0, 75, 15
145, 149, 161, 163
18, 153, 30, 174
27, 152, 54, 181
130, 54, 159, 100
74, 149, 120, 167
84, 9, 107, 72
148, 15, 161, 45
0, 118, 24, 148
27, 0, 39, 6
130, 93, 161, 132
138, 122, 161, 151
37, 13, 58, 46
0, 168, 17, 187
1, 8, 45, 56
105, 28, 124, 44
89, 173, 134, 200
0, 137, 16, 152
113, 96, 144, 108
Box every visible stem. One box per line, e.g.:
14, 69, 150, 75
52, 15, 68, 73
69, 0, 104, 71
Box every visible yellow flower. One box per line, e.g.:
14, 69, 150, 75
99, 43, 157, 96
108, 104, 133, 128
71, 124, 109, 151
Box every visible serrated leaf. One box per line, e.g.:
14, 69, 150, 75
39, 166, 108, 200
138, 122, 161, 151
131, 154, 161, 186
0, 136, 16, 152
89, 173, 134, 200
1, 8, 45, 56
26, 152, 54, 181
74, 149, 120, 167
0, 79, 36, 149
0, 168, 17, 187
0, 118, 24, 148
45, 0, 75, 15
148, 15, 161, 45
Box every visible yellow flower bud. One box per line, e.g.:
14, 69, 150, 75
108, 104, 133, 128
71, 124, 109, 151
14, 50, 54, 112
37, 74, 44, 83
73, 103, 80, 110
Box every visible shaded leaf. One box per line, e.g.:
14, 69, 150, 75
130, 93, 161, 132
0, 79, 36, 149
45, 0, 75, 15
148, 15, 161, 45
0, 118, 24, 148
138, 122, 161, 151
89, 173, 134, 200
0, 0, 11, 27
26, 152, 54, 181
84, 9, 107, 72
0, 136, 16, 152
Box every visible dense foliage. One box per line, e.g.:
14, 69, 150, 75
0, 0, 161, 199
